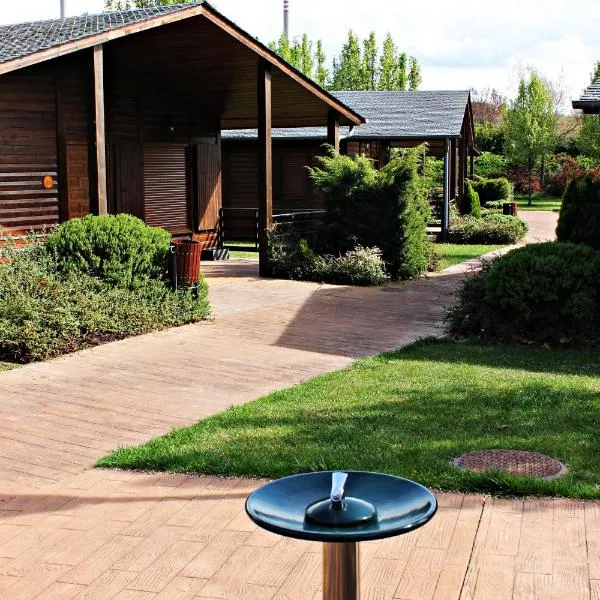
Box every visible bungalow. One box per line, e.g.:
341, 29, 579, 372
572, 78, 600, 114
222, 90, 476, 240
0, 2, 363, 274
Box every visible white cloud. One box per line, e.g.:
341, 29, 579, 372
2, 0, 599, 108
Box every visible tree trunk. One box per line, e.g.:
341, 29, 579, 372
528, 153, 533, 206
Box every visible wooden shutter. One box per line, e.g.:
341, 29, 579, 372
143, 144, 188, 231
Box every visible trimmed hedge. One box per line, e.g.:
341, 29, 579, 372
0, 245, 210, 363
459, 180, 481, 217
447, 214, 528, 245
447, 242, 600, 345
471, 177, 513, 205
556, 175, 600, 250
46, 214, 171, 289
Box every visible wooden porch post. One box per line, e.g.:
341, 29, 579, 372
442, 138, 450, 242
327, 110, 341, 153
450, 138, 457, 201
257, 61, 273, 277
93, 45, 108, 215
469, 149, 475, 179
458, 133, 466, 199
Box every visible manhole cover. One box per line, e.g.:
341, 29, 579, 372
453, 449, 567, 480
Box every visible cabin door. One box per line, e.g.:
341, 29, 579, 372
111, 142, 143, 219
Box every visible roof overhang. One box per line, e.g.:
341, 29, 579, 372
572, 100, 600, 114
0, 3, 364, 127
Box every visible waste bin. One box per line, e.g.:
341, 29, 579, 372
503, 202, 518, 216
246, 471, 437, 600
170, 239, 201, 289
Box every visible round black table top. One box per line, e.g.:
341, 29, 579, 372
245, 471, 437, 543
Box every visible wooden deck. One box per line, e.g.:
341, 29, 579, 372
0, 211, 596, 599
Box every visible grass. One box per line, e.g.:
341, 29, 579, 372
437, 244, 506, 269
0, 362, 17, 372
98, 339, 600, 499
225, 241, 259, 260
515, 193, 562, 212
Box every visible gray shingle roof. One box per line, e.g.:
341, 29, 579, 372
573, 78, 600, 112
0, 2, 204, 66
223, 90, 471, 141
578, 78, 600, 102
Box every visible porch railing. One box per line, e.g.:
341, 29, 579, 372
219, 208, 325, 252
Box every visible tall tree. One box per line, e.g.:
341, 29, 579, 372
397, 53, 408, 90
504, 72, 557, 205
362, 32, 378, 91
268, 34, 315, 79
379, 34, 398, 90
408, 56, 422, 90
331, 31, 363, 90
315, 40, 329, 88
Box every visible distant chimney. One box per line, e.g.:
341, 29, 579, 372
60, 0, 66, 18
283, 0, 289, 38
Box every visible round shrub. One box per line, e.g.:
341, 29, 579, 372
447, 214, 528, 245
556, 175, 600, 250
448, 242, 600, 345
471, 178, 513, 205
46, 214, 171, 289
460, 180, 481, 217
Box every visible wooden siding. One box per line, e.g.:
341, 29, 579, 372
0, 66, 59, 235
222, 142, 322, 213
112, 142, 144, 218
197, 136, 222, 231
144, 144, 189, 232
63, 141, 90, 219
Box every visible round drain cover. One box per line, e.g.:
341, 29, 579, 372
454, 449, 567, 480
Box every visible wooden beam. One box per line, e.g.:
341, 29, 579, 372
469, 150, 475, 179
93, 45, 108, 215
458, 130, 466, 199
257, 62, 273, 277
442, 138, 450, 242
327, 111, 341, 153
450, 138, 457, 201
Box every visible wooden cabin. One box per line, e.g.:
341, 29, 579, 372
222, 90, 476, 239
0, 2, 363, 273
573, 78, 600, 114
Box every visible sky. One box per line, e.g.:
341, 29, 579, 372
2, 0, 599, 111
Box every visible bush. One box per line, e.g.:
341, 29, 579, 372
447, 214, 528, 245
459, 180, 481, 217
508, 164, 542, 195
447, 242, 600, 345
544, 155, 584, 197
309, 148, 429, 279
0, 244, 210, 363
474, 124, 505, 155
474, 152, 506, 178
483, 200, 505, 210
267, 225, 388, 286
556, 174, 600, 250
46, 214, 171, 289
471, 177, 513, 205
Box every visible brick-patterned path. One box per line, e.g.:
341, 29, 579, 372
2, 210, 596, 599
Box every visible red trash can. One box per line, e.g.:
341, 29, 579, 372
171, 239, 201, 288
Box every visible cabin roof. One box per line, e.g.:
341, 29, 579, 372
0, 3, 205, 65
572, 78, 600, 113
223, 90, 472, 141
0, 2, 364, 127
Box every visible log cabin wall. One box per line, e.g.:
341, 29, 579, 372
0, 52, 92, 239
222, 141, 323, 213
104, 58, 221, 247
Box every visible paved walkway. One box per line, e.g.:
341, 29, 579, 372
1, 210, 596, 600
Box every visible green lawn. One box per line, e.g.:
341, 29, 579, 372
225, 241, 259, 260
98, 340, 600, 499
0, 362, 17, 372
437, 244, 506, 269
515, 193, 562, 212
